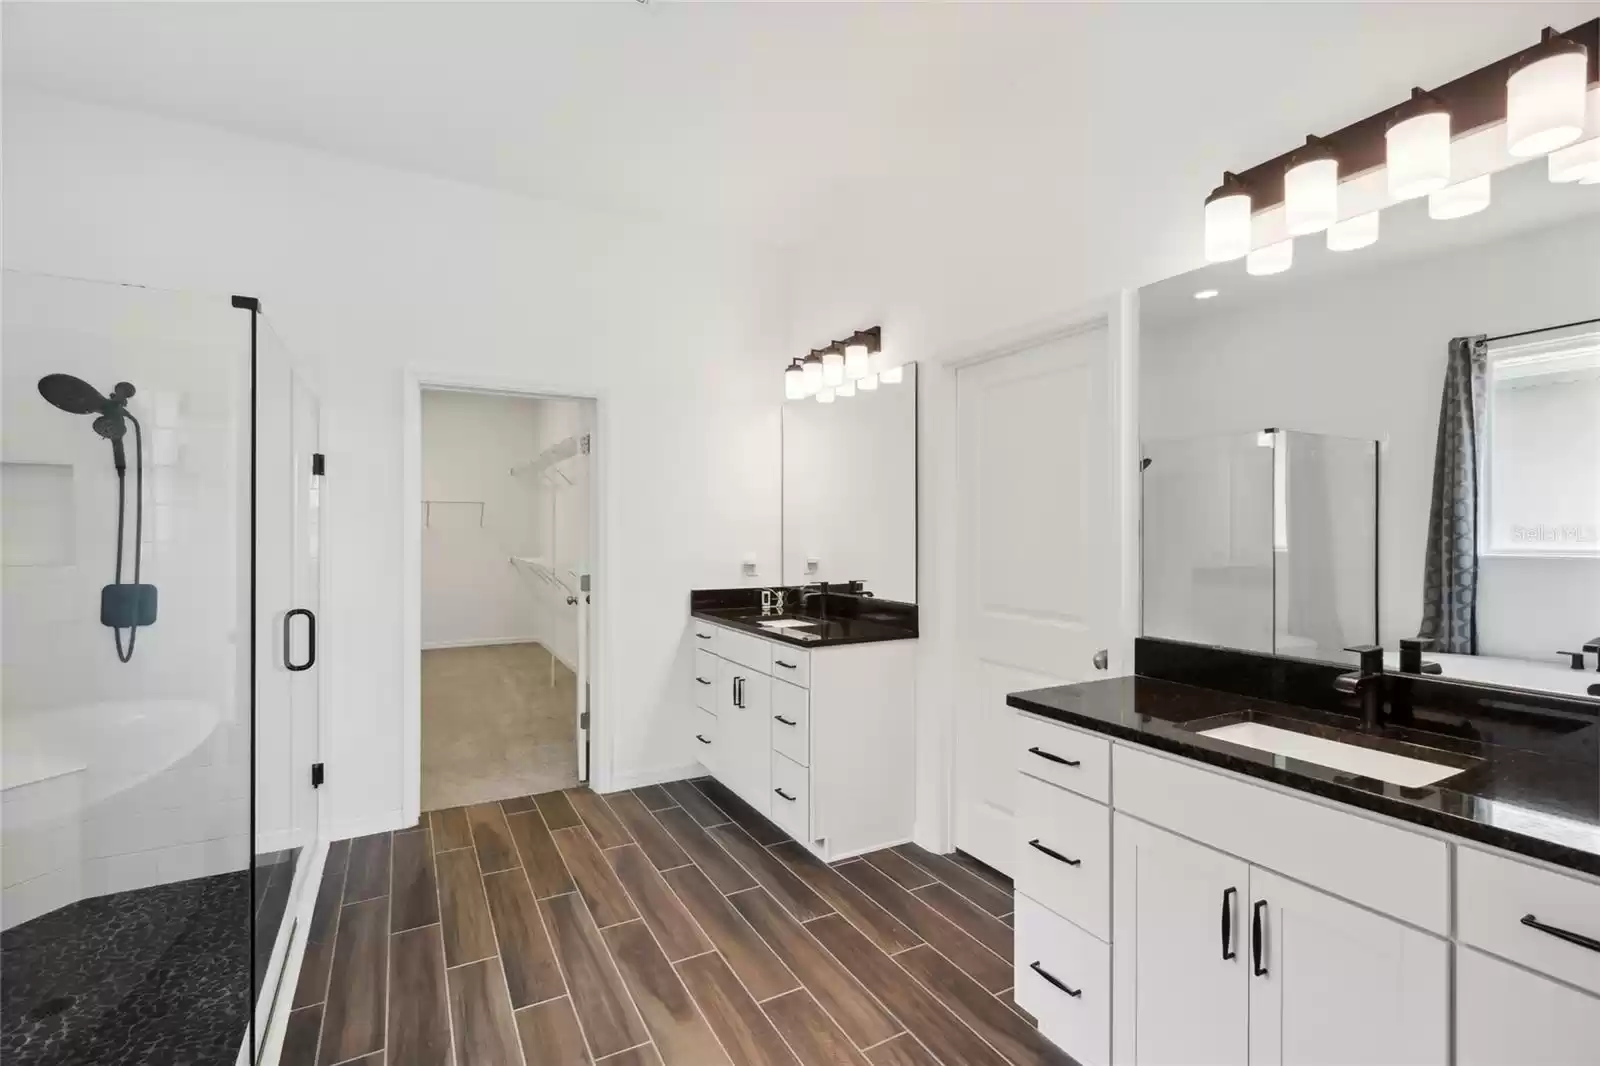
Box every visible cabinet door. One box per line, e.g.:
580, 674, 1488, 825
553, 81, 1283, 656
1112, 814, 1250, 1065
717, 658, 771, 813
1247, 868, 1447, 1066
1457, 946, 1600, 1066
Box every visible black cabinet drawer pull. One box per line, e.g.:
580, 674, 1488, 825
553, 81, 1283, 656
1028, 746, 1080, 767
1252, 900, 1268, 976
1221, 887, 1237, 960
1522, 914, 1600, 954
1028, 961, 1081, 998
695, 734, 711, 745
696, 633, 712, 640
775, 715, 797, 726
774, 788, 796, 801
775, 660, 798, 670
1027, 839, 1081, 866
696, 677, 712, 685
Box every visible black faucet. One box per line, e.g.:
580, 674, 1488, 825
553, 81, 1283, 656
1334, 644, 1386, 729
798, 582, 829, 621
1586, 638, 1600, 672
1397, 637, 1442, 675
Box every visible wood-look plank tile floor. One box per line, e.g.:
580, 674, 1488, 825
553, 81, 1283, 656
283, 778, 1072, 1066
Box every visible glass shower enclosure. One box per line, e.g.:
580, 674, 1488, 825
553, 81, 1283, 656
1, 271, 322, 1065
1141, 428, 1380, 663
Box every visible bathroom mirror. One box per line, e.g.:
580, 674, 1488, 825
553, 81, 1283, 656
782, 362, 917, 603
1140, 157, 1600, 697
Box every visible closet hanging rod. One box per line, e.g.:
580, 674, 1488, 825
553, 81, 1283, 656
1484, 316, 1600, 345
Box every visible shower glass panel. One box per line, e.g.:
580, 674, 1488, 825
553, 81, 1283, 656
0, 271, 259, 1064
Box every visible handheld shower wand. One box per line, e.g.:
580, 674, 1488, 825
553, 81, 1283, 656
37, 374, 155, 662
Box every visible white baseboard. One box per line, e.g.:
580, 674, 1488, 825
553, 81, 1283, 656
602, 763, 705, 793
421, 635, 545, 651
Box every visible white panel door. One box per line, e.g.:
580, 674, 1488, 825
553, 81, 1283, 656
954, 326, 1118, 874
1248, 868, 1448, 1066
1112, 814, 1250, 1066
717, 657, 772, 814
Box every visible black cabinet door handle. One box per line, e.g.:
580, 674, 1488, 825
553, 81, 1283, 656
775, 660, 797, 670
1522, 914, 1600, 954
775, 715, 797, 726
733, 677, 744, 708
1027, 839, 1082, 866
696, 677, 712, 685
1252, 900, 1268, 976
1028, 961, 1081, 998
1028, 746, 1080, 767
696, 633, 712, 640
695, 734, 711, 745
1222, 887, 1237, 960
284, 608, 316, 672
774, 788, 796, 802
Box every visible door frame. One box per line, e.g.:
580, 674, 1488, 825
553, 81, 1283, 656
918, 291, 1140, 853
400, 367, 609, 828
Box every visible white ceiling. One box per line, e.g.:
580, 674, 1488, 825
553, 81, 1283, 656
4, 2, 1596, 254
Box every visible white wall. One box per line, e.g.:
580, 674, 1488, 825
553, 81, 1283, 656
1141, 214, 1600, 663
3, 91, 788, 834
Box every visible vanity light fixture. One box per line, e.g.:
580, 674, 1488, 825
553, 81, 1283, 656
1385, 89, 1451, 200
801, 350, 825, 394
1284, 137, 1339, 236
784, 359, 808, 400
816, 386, 836, 404
1506, 28, 1589, 158
844, 335, 871, 380
1428, 173, 1491, 219
1246, 238, 1293, 276
1549, 137, 1600, 182
1193, 289, 1220, 300
858, 373, 879, 390
880, 365, 904, 385
1203, 172, 1253, 263
1327, 210, 1380, 252
836, 380, 856, 398
822, 346, 845, 387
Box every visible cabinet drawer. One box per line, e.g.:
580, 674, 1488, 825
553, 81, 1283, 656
771, 679, 810, 766
1458, 846, 1600, 996
768, 647, 810, 688
690, 709, 718, 772
692, 650, 719, 711
1015, 893, 1110, 1066
1457, 946, 1600, 1066
1017, 714, 1110, 804
770, 753, 809, 841
1017, 774, 1110, 941
715, 627, 773, 676
1112, 744, 1449, 934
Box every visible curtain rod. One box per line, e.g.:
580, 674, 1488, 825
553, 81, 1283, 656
1484, 315, 1600, 345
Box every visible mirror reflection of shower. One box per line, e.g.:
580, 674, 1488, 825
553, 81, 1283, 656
36, 373, 156, 661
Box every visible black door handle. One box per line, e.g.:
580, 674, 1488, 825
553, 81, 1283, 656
1028, 961, 1081, 998
284, 608, 316, 672
1522, 914, 1600, 954
732, 677, 743, 708
1252, 900, 1268, 976
1028, 746, 1080, 767
696, 677, 712, 685
775, 715, 797, 726
1027, 839, 1081, 866
695, 734, 711, 745
774, 788, 796, 802
1222, 887, 1237, 960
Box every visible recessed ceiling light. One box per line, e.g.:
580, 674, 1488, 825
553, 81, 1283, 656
1194, 289, 1220, 300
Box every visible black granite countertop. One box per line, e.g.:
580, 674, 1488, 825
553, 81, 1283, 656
1008, 674, 1600, 878
692, 607, 917, 648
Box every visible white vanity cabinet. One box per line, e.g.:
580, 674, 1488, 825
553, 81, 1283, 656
689, 616, 916, 861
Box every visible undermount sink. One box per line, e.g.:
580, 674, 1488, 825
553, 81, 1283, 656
1196, 721, 1468, 788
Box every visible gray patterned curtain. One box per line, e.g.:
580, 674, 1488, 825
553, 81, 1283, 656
1418, 336, 1487, 653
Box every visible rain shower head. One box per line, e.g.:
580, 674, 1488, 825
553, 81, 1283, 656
38, 373, 111, 415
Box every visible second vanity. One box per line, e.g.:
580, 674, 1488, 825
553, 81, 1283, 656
688, 588, 918, 861
1006, 638, 1600, 1066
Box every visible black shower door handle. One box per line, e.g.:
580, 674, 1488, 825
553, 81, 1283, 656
285, 608, 316, 672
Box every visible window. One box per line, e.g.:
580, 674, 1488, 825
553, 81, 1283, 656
1481, 329, 1600, 557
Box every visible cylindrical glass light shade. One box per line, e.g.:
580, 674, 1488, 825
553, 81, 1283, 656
836, 380, 856, 398
1285, 156, 1338, 235
784, 363, 806, 400
1326, 211, 1379, 252
1386, 110, 1451, 199
1549, 137, 1600, 183
880, 365, 904, 385
821, 348, 845, 387
1204, 178, 1252, 263
1246, 238, 1293, 276
816, 387, 835, 404
1428, 174, 1491, 219
858, 373, 879, 391
1507, 34, 1587, 157
844, 342, 870, 380
801, 353, 824, 393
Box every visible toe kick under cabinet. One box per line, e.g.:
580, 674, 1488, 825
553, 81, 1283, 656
690, 617, 916, 861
